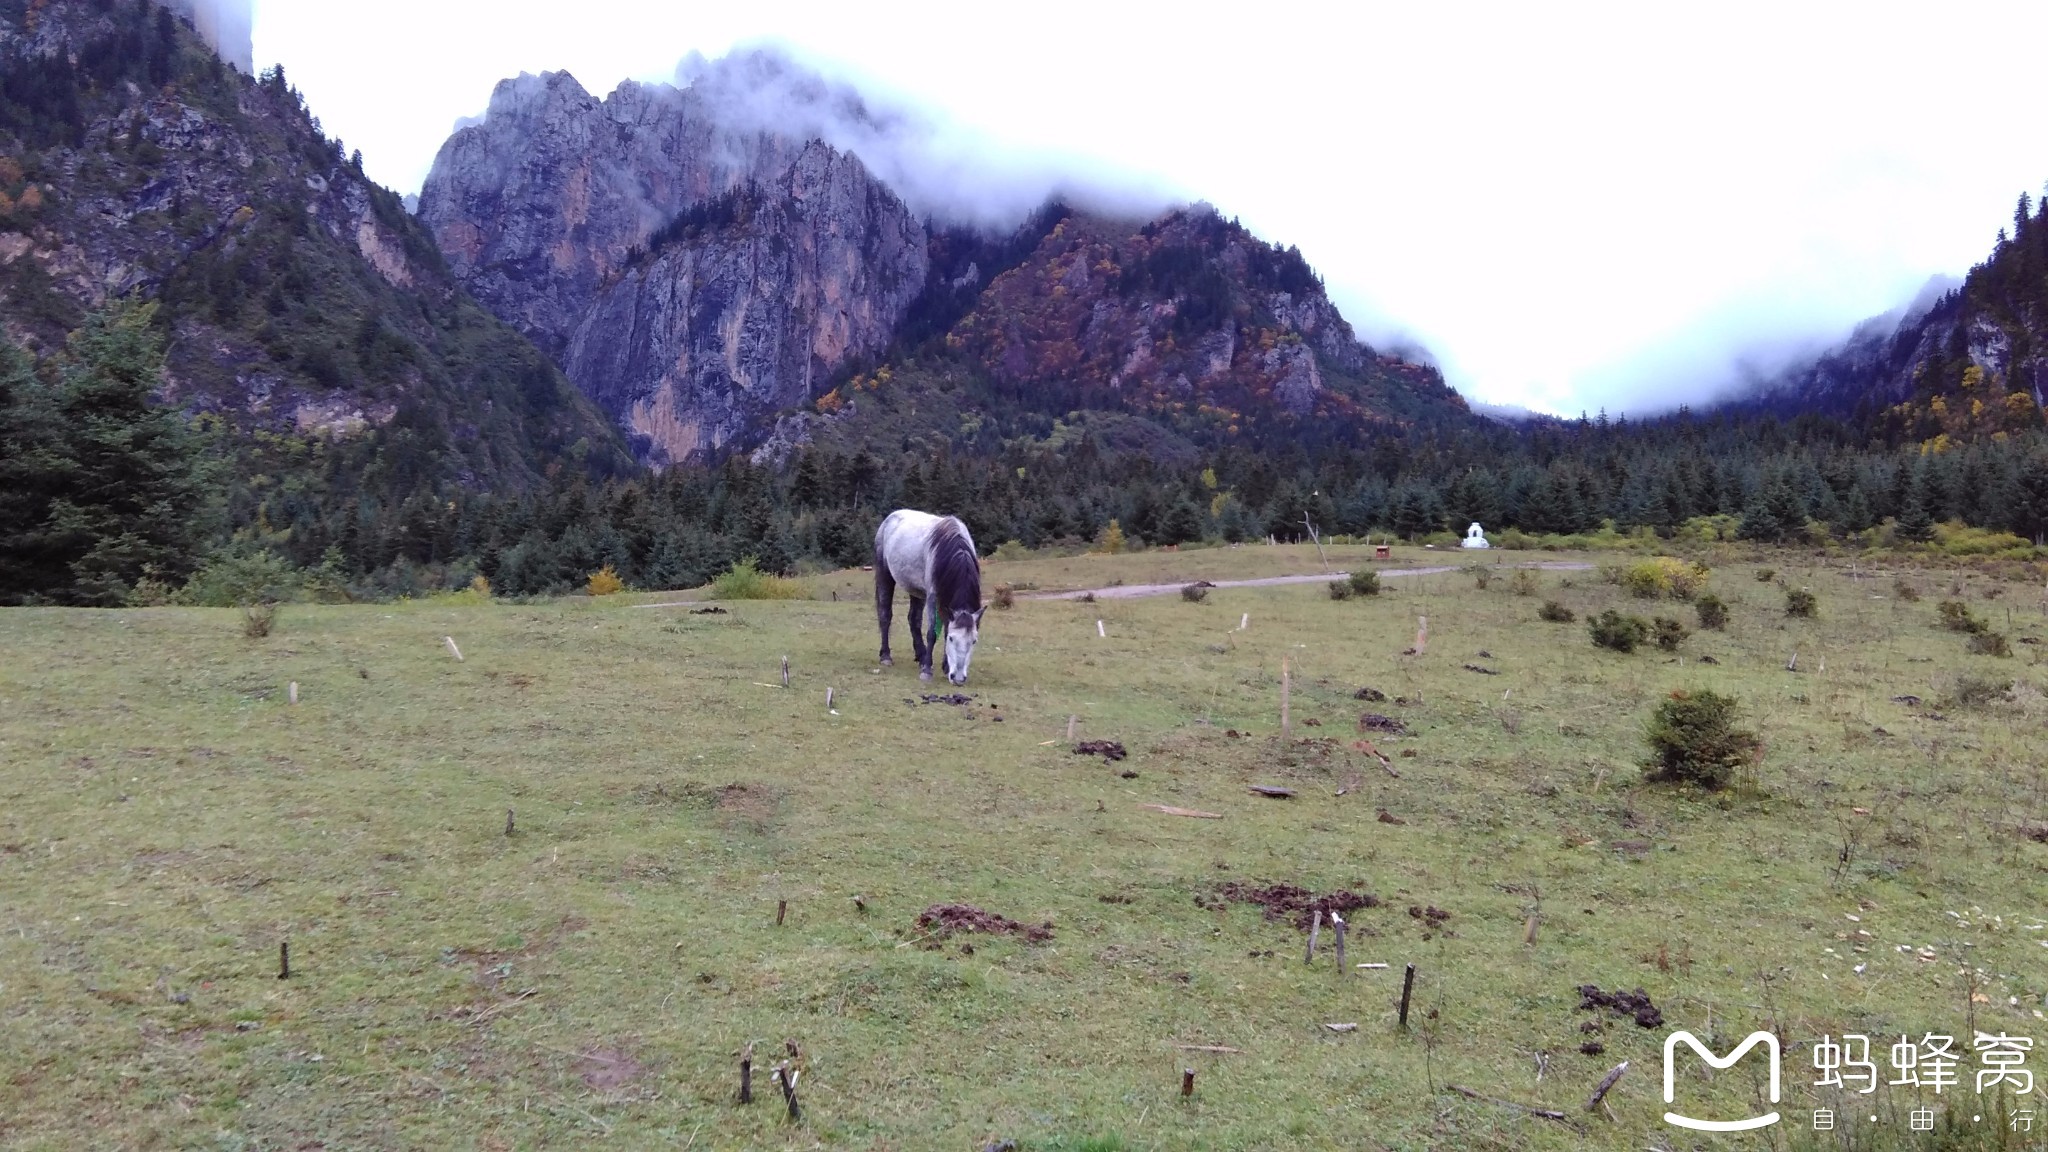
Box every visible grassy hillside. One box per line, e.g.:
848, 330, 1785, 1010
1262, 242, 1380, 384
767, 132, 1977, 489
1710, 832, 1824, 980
3, 548, 2047, 1148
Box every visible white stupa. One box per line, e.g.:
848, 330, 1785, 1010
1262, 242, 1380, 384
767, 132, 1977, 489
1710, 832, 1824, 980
1461, 522, 1490, 549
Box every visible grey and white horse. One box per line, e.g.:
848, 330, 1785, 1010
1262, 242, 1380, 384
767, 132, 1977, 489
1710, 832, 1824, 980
874, 509, 986, 684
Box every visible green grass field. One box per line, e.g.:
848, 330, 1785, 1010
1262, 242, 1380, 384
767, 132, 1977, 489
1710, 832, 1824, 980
4, 545, 2048, 1150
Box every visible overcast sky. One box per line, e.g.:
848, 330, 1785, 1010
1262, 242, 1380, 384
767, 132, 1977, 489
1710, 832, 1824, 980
253, 2, 2048, 416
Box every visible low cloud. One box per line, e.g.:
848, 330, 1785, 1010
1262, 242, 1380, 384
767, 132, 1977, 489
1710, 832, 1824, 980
165, 0, 252, 72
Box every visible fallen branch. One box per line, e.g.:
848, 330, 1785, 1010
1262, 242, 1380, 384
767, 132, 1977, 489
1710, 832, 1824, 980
1139, 804, 1222, 819
1584, 1060, 1628, 1114
1174, 1044, 1242, 1053
1446, 1084, 1579, 1128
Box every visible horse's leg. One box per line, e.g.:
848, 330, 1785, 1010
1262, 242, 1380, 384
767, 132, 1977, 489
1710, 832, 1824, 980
908, 593, 931, 680
874, 554, 895, 666
926, 596, 944, 679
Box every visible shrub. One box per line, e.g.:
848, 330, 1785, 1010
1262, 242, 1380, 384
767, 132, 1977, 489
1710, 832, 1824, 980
1538, 599, 1576, 623
1471, 566, 1493, 590
241, 602, 277, 639
993, 539, 1031, 562
1694, 593, 1728, 631
1619, 557, 1705, 600
1948, 673, 2012, 708
1967, 631, 2012, 657
1653, 616, 1690, 651
182, 549, 302, 607
1328, 579, 1353, 601
1349, 569, 1381, 597
1643, 689, 1760, 789
992, 582, 1015, 610
1785, 589, 1817, 618
1754, 568, 1776, 583
1937, 600, 1986, 634
586, 564, 625, 597
469, 574, 492, 598
708, 557, 807, 600
1181, 582, 1209, 603
1892, 577, 1921, 602
1509, 569, 1538, 596
1589, 609, 1650, 653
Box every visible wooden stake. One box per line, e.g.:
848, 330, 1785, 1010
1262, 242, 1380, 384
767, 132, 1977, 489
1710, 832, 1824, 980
1304, 909, 1321, 965
1280, 656, 1292, 739
739, 1041, 753, 1104
774, 1061, 801, 1122
1239, 613, 1249, 631
287, 681, 298, 705
825, 687, 835, 713
1584, 1061, 1629, 1113
781, 655, 789, 688
853, 895, 866, 914
1097, 620, 1106, 638
1332, 913, 1347, 972
774, 899, 788, 927
277, 941, 290, 980
505, 808, 515, 836
1398, 963, 1415, 1029
1414, 616, 1428, 655
1066, 715, 1078, 740
1523, 914, 1540, 945
444, 636, 463, 662
1180, 1068, 1195, 1099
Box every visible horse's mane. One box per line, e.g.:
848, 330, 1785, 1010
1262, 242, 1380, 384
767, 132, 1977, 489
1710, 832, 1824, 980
929, 518, 982, 617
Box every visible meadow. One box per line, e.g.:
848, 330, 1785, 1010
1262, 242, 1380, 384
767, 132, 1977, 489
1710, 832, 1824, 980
3, 543, 2047, 1150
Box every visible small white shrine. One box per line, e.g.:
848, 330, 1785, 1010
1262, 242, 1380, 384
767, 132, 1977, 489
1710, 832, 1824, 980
1461, 522, 1490, 549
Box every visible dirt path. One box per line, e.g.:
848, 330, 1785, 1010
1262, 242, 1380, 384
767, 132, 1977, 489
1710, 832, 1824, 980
1023, 561, 1596, 602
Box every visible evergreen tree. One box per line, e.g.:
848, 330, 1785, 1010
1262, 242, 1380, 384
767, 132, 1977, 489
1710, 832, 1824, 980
1738, 474, 1806, 543
1895, 463, 1935, 542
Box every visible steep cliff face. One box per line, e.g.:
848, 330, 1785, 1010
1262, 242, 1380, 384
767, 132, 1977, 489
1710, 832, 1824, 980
0, 1, 629, 490
420, 66, 927, 463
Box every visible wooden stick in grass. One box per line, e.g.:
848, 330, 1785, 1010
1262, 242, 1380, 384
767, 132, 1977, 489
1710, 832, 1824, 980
1524, 913, 1540, 945
1097, 620, 1105, 638
776, 899, 787, 927
1280, 656, 1292, 738
825, 687, 834, 713
444, 636, 463, 662
781, 655, 789, 688
1066, 715, 1077, 740
1304, 908, 1321, 965
1585, 1061, 1628, 1113
1398, 963, 1415, 1029
1332, 913, 1347, 972
739, 1041, 753, 1104
505, 808, 515, 837
278, 941, 290, 980
288, 681, 298, 705
1181, 1068, 1194, 1099
1447, 1084, 1575, 1127
774, 1062, 801, 1122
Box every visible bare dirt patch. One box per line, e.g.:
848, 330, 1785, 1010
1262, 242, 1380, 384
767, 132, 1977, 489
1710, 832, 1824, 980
1209, 882, 1379, 930
911, 903, 1054, 946
575, 1046, 646, 1093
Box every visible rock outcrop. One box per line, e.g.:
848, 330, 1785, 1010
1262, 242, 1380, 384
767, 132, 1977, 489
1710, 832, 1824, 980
419, 66, 927, 463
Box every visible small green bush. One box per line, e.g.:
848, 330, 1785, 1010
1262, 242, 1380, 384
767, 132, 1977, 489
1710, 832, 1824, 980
241, 602, 277, 639
183, 549, 302, 607
992, 583, 1015, 610
1538, 599, 1576, 623
1785, 589, 1817, 618
1948, 673, 2012, 709
1937, 600, 1986, 634
1509, 569, 1538, 597
1181, 583, 1209, 603
1754, 568, 1776, 583
1619, 557, 1706, 600
1589, 609, 1650, 653
1892, 577, 1921, 602
1653, 616, 1690, 651
1694, 593, 1728, 631
1349, 569, 1381, 597
992, 539, 1032, 562
708, 557, 808, 600
1472, 566, 1493, 590
1328, 579, 1353, 601
1966, 631, 2012, 657
1643, 689, 1760, 789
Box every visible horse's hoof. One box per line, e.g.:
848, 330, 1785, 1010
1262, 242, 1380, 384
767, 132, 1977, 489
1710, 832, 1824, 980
919, 670, 933, 682
880, 656, 893, 666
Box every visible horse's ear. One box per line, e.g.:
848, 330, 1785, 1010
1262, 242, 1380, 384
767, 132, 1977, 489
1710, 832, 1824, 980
974, 605, 987, 624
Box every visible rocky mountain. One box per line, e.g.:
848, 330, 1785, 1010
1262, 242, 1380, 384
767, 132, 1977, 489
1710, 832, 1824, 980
419, 65, 927, 465
0, 1, 630, 504
420, 52, 1471, 467
1730, 195, 2048, 446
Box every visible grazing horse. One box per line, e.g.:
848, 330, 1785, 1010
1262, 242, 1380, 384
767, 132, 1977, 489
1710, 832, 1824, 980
874, 509, 986, 684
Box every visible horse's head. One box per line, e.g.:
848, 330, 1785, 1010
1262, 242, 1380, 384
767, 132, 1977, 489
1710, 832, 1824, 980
943, 605, 987, 685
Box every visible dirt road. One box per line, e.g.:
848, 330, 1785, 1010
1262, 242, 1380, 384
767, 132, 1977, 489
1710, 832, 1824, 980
1023, 561, 1596, 601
